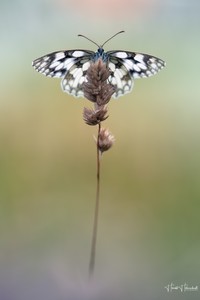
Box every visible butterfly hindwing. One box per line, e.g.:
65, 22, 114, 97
61, 53, 94, 97
107, 57, 133, 98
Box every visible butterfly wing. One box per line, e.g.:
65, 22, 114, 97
107, 50, 166, 98
32, 50, 95, 97
32, 49, 165, 99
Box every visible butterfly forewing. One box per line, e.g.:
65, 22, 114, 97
108, 50, 165, 77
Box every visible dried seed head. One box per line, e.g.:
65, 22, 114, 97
83, 106, 108, 126
97, 128, 115, 153
83, 59, 115, 105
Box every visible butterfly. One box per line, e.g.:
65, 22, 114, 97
32, 31, 166, 98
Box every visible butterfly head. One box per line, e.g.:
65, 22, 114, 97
92, 47, 108, 62
78, 31, 125, 63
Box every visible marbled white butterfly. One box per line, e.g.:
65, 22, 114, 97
32, 31, 165, 98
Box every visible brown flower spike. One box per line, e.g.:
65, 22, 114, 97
83, 59, 115, 151
83, 59, 116, 106
83, 106, 108, 126
97, 128, 115, 153
82, 59, 116, 279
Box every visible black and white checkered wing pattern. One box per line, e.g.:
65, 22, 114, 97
32, 50, 94, 97
107, 51, 166, 98
32, 48, 165, 99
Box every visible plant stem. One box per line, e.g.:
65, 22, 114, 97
89, 122, 101, 279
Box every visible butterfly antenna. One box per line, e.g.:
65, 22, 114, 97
102, 30, 125, 47
78, 34, 100, 48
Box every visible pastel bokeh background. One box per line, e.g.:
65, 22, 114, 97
1, 1, 200, 299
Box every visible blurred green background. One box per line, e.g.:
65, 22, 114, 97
0, 0, 200, 299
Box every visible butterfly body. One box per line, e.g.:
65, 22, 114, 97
32, 41, 165, 98
91, 47, 109, 62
